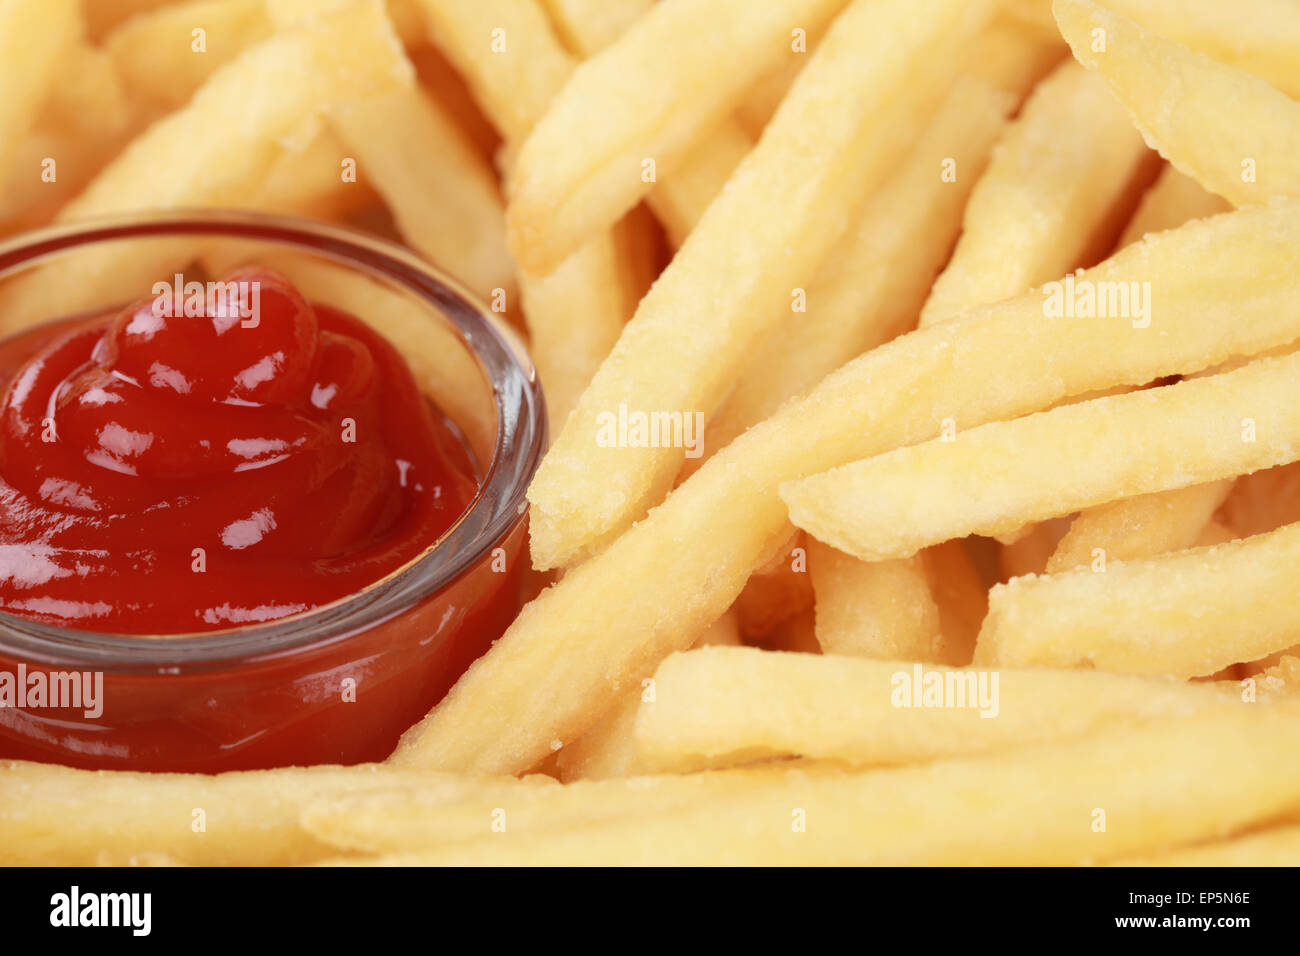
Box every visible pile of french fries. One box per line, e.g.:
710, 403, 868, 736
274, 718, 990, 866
3, 0, 1300, 866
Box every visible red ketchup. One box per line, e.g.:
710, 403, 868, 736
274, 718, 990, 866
0, 269, 522, 772
0, 268, 476, 633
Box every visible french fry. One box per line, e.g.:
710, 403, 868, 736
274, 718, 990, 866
642, 125, 753, 249
731, 23, 1068, 509
0, 40, 135, 231
549, 681, 672, 782
783, 351, 1300, 561
496, 0, 750, 396
0, 760, 548, 866
408, 47, 501, 164
539, 0, 651, 56
85, 0, 181, 41
330, 87, 516, 304
105, 0, 272, 118
1043, 357, 1239, 566
100, 0, 372, 229
919, 61, 1154, 325
391, 202, 1300, 775
733, 17, 828, 139
381, 0, 428, 47
0, 0, 80, 179
506, 0, 847, 274
635, 646, 1240, 769
0, 0, 414, 335
809, 542, 942, 662
417, 0, 574, 145
1047, 481, 1234, 572
810, 539, 984, 664
0, 130, 83, 231
516, 243, 630, 432
1042, 166, 1235, 571
268, 0, 429, 47
1054, 0, 1300, 206
967, 16, 1066, 99
418, 0, 636, 430
709, 78, 1013, 661
40, 35, 135, 144
242, 124, 378, 222
1113, 824, 1300, 867
537, 0, 757, 251
1013, 0, 1300, 100
1117, 165, 1232, 247
1110, 0, 1300, 99
551, 612, 741, 781
306, 761, 841, 857
387, 707, 1300, 864
979, 520, 1300, 678
527, 0, 999, 571
695, 77, 1014, 468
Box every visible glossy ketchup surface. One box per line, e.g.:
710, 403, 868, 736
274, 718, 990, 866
0, 268, 478, 634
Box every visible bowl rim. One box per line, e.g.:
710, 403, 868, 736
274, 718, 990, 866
0, 210, 546, 672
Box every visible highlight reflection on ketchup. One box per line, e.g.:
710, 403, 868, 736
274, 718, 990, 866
0, 268, 477, 634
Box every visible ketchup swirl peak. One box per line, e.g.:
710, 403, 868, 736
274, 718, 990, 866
0, 268, 478, 634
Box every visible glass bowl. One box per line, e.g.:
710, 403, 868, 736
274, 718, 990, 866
0, 211, 545, 771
